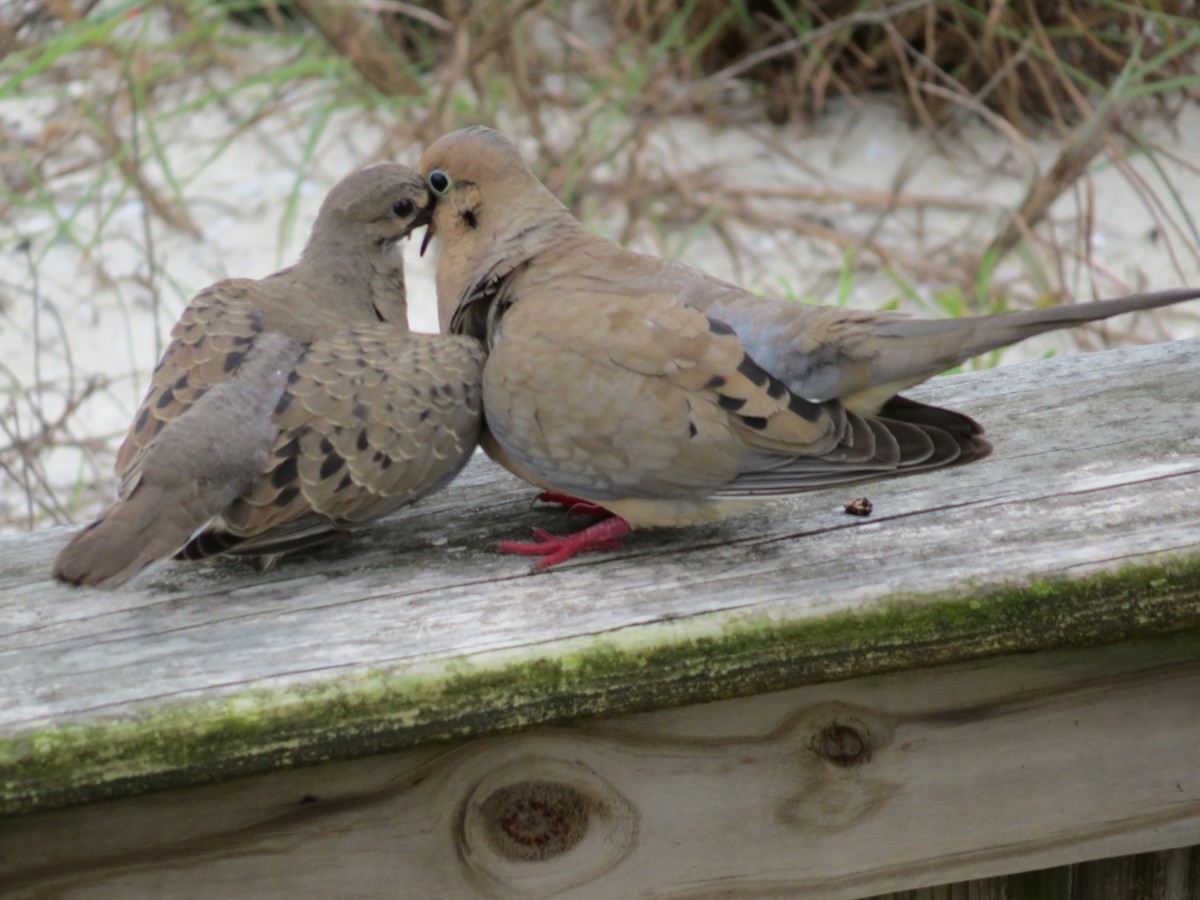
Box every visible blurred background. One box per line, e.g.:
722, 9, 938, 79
2, 0, 1199, 532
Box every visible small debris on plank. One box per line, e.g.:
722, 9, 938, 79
843, 497, 873, 517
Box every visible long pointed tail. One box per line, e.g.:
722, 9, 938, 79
881, 286, 1200, 368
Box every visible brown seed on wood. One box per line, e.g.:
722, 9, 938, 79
844, 497, 873, 517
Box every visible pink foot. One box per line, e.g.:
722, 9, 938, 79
494, 517, 632, 569
534, 491, 611, 518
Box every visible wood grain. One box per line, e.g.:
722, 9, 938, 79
2, 635, 1197, 898
1, 339, 1198, 817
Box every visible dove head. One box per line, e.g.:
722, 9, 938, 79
305, 163, 433, 259
419, 127, 572, 247
419, 127, 576, 331
291, 164, 432, 327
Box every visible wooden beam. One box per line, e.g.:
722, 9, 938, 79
2, 635, 1197, 898
1, 339, 1198, 819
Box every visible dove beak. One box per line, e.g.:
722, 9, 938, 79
420, 218, 436, 257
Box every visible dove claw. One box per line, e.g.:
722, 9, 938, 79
494, 517, 632, 568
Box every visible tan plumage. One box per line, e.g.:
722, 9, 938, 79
418, 126, 1200, 568
54, 164, 485, 588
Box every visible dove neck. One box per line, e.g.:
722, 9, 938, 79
299, 230, 409, 327
490, 203, 586, 270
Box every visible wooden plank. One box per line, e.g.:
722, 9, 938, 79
1, 339, 1199, 816
2, 635, 1197, 898
868, 845, 1200, 899
1070, 845, 1200, 900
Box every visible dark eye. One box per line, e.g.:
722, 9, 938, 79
393, 197, 415, 218
428, 169, 452, 197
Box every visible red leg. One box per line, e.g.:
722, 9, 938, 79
494, 517, 632, 569
534, 491, 610, 519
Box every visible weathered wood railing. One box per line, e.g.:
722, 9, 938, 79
1, 338, 1198, 898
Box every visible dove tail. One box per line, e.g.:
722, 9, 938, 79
889, 286, 1200, 365
175, 528, 248, 561
176, 525, 346, 561
721, 394, 991, 497
972, 286, 1200, 354
873, 393, 993, 465
53, 484, 205, 589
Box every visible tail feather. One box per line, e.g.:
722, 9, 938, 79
53, 484, 210, 588
880, 287, 1200, 377
878, 394, 992, 464
178, 516, 345, 561
722, 394, 989, 497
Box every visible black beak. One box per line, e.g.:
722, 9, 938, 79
413, 199, 433, 232
420, 218, 435, 257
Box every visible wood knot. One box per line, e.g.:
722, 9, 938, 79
775, 706, 898, 833
457, 753, 638, 894
812, 722, 871, 767
478, 780, 590, 862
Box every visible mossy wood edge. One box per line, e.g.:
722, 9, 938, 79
3, 559, 1199, 818
1, 338, 1198, 818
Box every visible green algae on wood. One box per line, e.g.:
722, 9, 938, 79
2, 554, 1198, 818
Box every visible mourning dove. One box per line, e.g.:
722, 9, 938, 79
54, 164, 485, 588
419, 126, 1200, 569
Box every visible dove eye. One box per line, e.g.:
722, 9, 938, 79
392, 197, 415, 218
428, 169, 452, 197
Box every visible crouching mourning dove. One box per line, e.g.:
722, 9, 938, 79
54, 164, 485, 588
418, 125, 1200, 569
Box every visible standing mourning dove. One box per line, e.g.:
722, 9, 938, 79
417, 125, 1200, 569
54, 164, 485, 588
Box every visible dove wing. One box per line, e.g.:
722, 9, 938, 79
181, 328, 485, 557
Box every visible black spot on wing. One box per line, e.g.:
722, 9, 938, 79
274, 436, 298, 459
156, 387, 175, 409
274, 391, 294, 416
707, 317, 736, 336
275, 485, 300, 507
356, 428, 369, 452
705, 375, 726, 390
135, 407, 151, 433
271, 456, 299, 489
788, 393, 824, 423
737, 353, 789, 400
319, 452, 345, 481
223, 351, 245, 374
740, 416, 768, 430
718, 394, 746, 412
736, 354, 768, 387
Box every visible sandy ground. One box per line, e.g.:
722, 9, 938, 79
2, 48, 1199, 533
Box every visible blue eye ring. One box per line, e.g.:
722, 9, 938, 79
428, 169, 452, 197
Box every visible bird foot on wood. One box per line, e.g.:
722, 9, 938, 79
493, 517, 632, 569
533, 491, 611, 518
